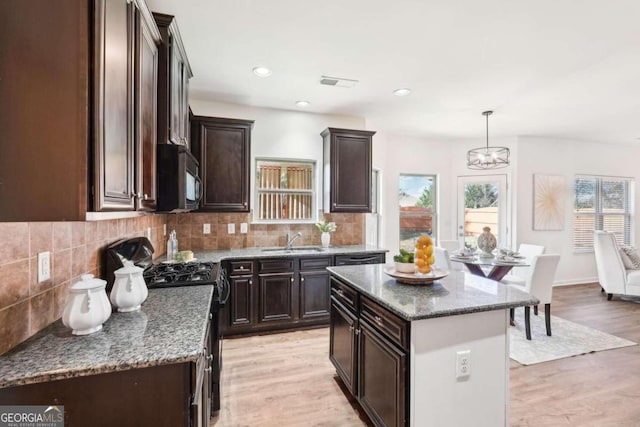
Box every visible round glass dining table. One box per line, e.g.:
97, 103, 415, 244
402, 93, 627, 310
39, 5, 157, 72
450, 255, 530, 281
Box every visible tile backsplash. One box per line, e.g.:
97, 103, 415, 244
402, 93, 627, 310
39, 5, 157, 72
0, 215, 167, 355
166, 212, 365, 251
0, 212, 364, 355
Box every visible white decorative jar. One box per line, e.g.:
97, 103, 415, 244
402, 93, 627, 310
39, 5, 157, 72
62, 274, 112, 335
110, 261, 148, 312
321, 232, 331, 248
477, 226, 497, 258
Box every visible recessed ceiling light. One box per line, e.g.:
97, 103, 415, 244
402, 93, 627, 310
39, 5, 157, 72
393, 88, 411, 96
252, 66, 272, 77
295, 100, 310, 107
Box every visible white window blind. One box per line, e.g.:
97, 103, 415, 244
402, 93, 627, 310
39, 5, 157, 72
255, 160, 315, 222
573, 175, 634, 251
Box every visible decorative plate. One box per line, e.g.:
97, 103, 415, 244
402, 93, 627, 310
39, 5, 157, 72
383, 266, 449, 285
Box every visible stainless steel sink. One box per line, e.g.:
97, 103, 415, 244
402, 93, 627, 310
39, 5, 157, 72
261, 246, 326, 253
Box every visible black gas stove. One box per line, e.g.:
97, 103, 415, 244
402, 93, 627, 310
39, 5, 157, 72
104, 237, 228, 413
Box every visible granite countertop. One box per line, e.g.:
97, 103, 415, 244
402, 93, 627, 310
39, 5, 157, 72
327, 264, 539, 321
193, 244, 387, 263
0, 286, 213, 389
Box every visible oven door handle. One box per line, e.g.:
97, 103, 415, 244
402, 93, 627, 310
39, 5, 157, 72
220, 270, 231, 306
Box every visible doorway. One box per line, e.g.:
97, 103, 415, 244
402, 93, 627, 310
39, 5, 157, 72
457, 175, 509, 250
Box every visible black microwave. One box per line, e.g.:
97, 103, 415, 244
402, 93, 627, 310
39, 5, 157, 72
157, 144, 201, 212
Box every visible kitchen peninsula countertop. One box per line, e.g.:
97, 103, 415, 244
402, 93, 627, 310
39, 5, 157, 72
193, 244, 387, 263
327, 264, 538, 321
0, 285, 213, 389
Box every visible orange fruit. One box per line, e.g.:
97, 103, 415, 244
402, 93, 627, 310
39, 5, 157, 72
418, 265, 431, 274
415, 249, 425, 259
425, 246, 433, 257
417, 235, 432, 246
415, 258, 426, 268
427, 255, 435, 265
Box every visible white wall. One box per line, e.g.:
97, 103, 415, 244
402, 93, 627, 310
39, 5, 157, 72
515, 136, 640, 285
190, 99, 365, 221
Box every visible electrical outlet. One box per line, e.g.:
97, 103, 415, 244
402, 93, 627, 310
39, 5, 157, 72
146, 227, 152, 240
240, 223, 248, 234
456, 350, 471, 380
38, 251, 51, 283
163, 224, 167, 236
203, 223, 211, 234
227, 223, 235, 234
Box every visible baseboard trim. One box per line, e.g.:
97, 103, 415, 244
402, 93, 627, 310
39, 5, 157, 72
553, 277, 599, 287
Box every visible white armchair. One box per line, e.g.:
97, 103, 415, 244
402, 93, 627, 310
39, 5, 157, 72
593, 231, 640, 300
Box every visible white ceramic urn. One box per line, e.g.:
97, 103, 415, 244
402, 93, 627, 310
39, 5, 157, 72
62, 274, 112, 335
110, 261, 148, 312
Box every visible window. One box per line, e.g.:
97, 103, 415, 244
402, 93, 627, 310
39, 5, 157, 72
255, 159, 315, 222
398, 174, 436, 251
573, 175, 634, 251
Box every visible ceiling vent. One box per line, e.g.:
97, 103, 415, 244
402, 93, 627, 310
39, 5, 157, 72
320, 76, 358, 88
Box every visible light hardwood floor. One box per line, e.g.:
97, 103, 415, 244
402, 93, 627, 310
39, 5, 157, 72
211, 284, 640, 426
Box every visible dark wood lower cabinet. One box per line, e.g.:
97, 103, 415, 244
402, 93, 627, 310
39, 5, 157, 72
258, 273, 295, 323
359, 321, 406, 427
300, 269, 331, 319
329, 297, 358, 395
329, 279, 408, 427
229, 274, 254, 328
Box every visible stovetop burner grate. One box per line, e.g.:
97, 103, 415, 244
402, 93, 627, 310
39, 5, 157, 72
143, 261, 218, 288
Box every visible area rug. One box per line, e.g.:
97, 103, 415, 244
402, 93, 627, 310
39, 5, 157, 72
509, 309, 636, 365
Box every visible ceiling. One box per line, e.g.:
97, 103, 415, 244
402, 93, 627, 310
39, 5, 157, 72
146, 0, 640, 142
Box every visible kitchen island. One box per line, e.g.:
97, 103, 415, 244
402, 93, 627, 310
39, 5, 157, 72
0, 286, 214, 426
327, 264, 538, 427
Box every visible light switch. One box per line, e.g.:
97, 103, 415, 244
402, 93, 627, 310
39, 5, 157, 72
240, 223, 248, 234
38, 252, 51, 283
163, 224, 167, 236
228, 223, 235, 234
203, 223, 211, 234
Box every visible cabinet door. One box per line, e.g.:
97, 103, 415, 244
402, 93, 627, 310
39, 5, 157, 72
329, 297, 358, 395
258, 273, 295, 323
134, 6, 158, 211
194, 118, 252, 212
229, 275, 254, 328
181, 66, 190, 147
322, 128, 374, 213
93, 0, 135, 210
358, 321, 406, 427
300, 270, 330, 319
169, 43, 184, 145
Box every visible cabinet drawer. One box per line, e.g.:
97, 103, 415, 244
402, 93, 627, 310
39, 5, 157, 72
330, 277, 358, 313
229, 260, 253, 275
259, 258, 294, 273
334, 253, 385, 265
300, 256, 332, 271
360, 296, 408, 350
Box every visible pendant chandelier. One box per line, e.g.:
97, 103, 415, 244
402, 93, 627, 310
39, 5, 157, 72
466, 111, 510, 170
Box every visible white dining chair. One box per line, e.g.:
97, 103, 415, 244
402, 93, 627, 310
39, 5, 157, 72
433, 247, 452, 271
438, 240, 464, 271
501, 243, 546, 288
509, 254, 560, 340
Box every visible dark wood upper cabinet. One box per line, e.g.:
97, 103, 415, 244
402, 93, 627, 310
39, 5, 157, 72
191, 116, 253, 212
0, 0, 160, 220
322, 127, 375, 213
153, 13, 193, 147
134, 4, 159, 211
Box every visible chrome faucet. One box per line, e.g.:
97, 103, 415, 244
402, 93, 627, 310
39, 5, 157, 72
285, 232, 302, 250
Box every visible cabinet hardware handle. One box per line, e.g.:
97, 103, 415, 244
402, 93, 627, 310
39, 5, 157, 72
209, 313, 213, 320
335, 289, 344, 296
349, 325, 354, 332
207, 355, 214, 361
333, 203, 337, 207
355, 328, 360, 335
249, 279, 253, 285
204, 367, 212, 373
374, 315, 383, 325
291, 277, 294, 282
239, 266, 244, 270
143, 193, 148, 201
301, 277, 305, 282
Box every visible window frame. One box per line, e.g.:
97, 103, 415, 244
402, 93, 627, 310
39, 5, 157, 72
573, 174, 634, 252
253, 157, 318, 224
